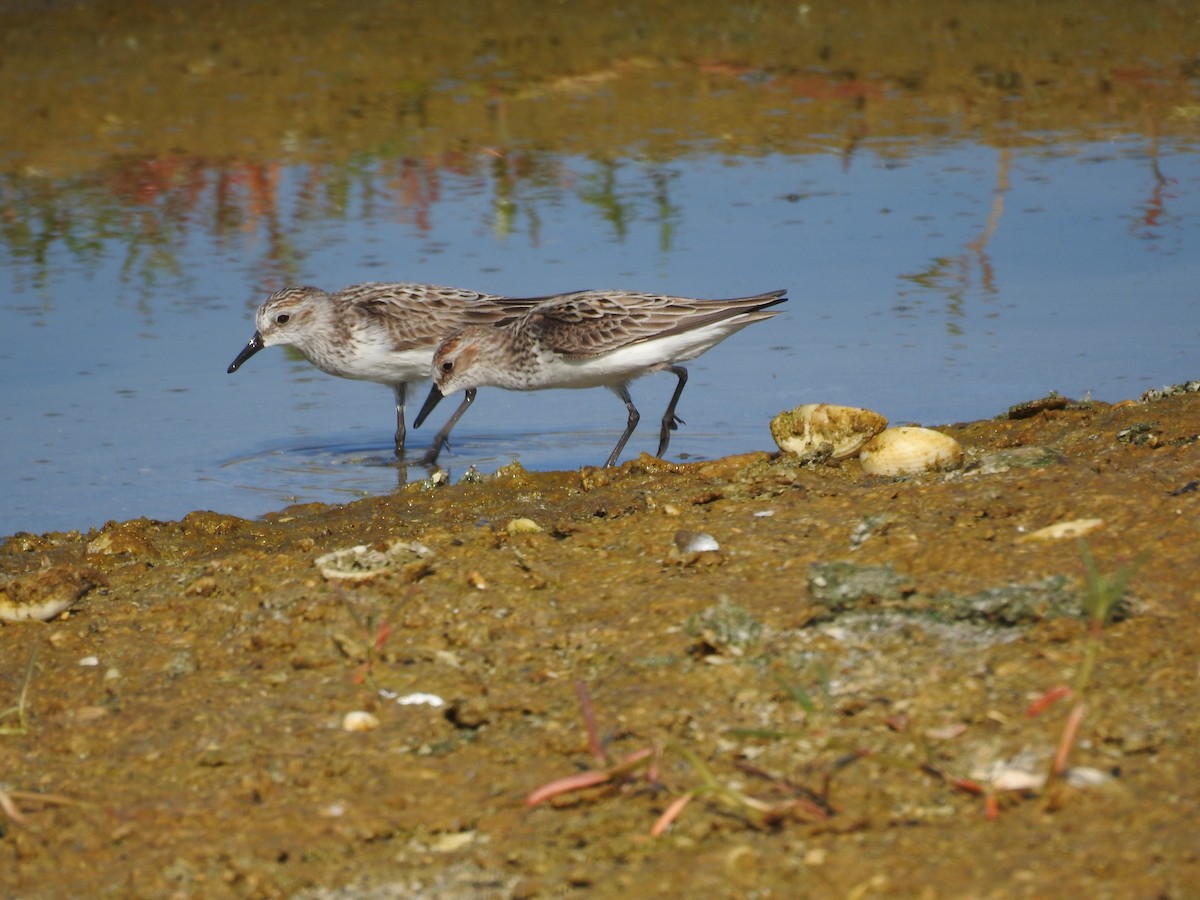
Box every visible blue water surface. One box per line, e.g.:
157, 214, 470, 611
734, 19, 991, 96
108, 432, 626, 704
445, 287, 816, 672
1, 138, 1197, 535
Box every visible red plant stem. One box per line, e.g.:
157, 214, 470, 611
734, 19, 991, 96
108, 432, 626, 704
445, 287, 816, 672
984, 793, 1000, 821
1025, 685, 1072, 717
373, 622, 392, 651
525, 770, 613, 807
1053, 700, 1086, 776
0, 791, 29, 826
574, 681, 606, 764
651, 794, 693, 836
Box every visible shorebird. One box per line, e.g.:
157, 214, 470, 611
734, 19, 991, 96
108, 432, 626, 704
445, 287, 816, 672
412, 288, 787, 466
226, 282, 542, 462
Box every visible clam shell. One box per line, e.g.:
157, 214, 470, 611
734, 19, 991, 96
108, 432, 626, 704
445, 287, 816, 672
770, 404, 889, 460
859, 426, 963, 476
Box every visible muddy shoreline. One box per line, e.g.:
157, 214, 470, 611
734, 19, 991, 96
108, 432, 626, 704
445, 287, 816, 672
3, 2, 1199, 894
3, 388, 1198, 897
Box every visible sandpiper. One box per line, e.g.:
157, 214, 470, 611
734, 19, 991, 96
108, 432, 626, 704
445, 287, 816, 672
226, 282, 542, 462
412, 288, 787, 466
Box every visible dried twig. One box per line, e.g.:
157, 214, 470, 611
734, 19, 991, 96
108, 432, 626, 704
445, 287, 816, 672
0, 647, 38, 735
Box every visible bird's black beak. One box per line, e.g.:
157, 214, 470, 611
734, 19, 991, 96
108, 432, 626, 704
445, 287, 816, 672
227, 332, 265, 373
412, 384, 445, 429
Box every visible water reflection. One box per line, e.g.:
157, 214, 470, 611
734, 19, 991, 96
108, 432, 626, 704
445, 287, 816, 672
899, 146, 1010, 333
2, 152, 697, 298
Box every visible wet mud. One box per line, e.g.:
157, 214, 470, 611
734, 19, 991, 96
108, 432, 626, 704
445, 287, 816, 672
2, 1, 1199, 896
4, 0, 1198, 173
3, 389, 1198, 897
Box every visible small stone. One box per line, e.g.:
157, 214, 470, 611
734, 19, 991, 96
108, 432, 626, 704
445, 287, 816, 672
1007, 393, 1070, 419
185, 576, 218, 597
804, 847, 827, 866
342, 711, 380, 732
72, 705, 109, 722
430, 831, 475, 852
505, 518, 542, 535
686, 597, 762, 656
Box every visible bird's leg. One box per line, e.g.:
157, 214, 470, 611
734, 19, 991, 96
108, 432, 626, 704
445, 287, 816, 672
606, 385, 640, 467
656, 365, 688, 459
420, 388, 476, 466
392, 383, 407, 458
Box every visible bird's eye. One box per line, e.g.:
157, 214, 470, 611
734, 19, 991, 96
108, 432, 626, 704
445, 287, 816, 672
441, 361, 454, 373
275, 314, 290, 325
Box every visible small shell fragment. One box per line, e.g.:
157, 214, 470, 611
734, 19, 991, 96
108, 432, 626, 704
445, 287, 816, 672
674, 530, 720, 553
924, 723, 968, 741
315, 540, 433, 582
859, 426, 963, 476
771, 404, 889, 460
990, 768, 1047, 792
394, 692, 446, 708
342, 710, 380, 732
1063, 766, 1112, 789
430, 831, 476, 853
1020, 518, 1104, 542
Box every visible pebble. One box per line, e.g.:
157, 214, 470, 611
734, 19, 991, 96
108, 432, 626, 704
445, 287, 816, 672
342, 711, 380, 732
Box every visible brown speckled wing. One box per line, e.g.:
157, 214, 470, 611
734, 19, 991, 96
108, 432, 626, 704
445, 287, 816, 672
340, 283, 542, 351
530, 290, 787, 359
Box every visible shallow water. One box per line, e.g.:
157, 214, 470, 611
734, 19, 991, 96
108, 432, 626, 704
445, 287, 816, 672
1, 2, 1197, 536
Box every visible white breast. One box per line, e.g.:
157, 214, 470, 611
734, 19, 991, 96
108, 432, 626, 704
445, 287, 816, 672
305, 337, 433, 384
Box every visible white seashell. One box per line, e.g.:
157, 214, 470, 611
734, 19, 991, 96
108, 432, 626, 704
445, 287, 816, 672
342, 710, 380, 732
859, 426, 963, 476
395, 692, 446, 708
674, 530, 720, 553
771, 404, 889, 460
1021, 518, 1104, 542
990, 767, 1047, 792
1063, 766, 1112, 788
315, 539, 433, 581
